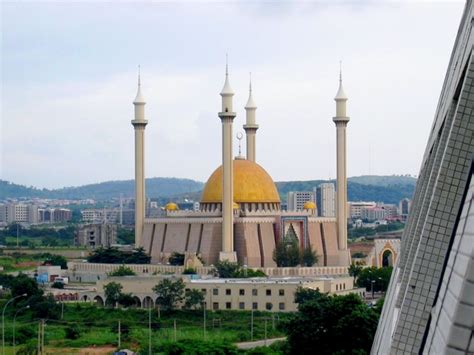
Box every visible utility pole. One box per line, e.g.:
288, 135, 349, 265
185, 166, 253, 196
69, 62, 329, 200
118, 320, 121, 349
264, 318, 267, 346
203, 301, 207, 340
37, 322, 40, 355
148, 308, 152, 355
61, 302, 64, 320
173, 319, 177, 342
41, 320, 45, 354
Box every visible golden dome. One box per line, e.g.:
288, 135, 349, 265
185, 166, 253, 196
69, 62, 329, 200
165, 202, 179, 211
303, 201, 317, 210
201, 159, 280, 203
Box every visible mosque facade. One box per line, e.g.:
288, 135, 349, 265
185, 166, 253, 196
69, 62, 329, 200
132, 65, 351, 268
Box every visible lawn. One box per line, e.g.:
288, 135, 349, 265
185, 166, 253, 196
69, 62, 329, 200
4, 303, 290, 354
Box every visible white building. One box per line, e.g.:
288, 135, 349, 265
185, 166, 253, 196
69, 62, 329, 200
287, 191, 316, 211
348, 201, 377, 219
316, 183, 336, 217
0, 203, 38, 224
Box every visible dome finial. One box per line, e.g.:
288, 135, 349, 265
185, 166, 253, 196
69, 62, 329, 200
225, 53, 229, 77
339, 60, 342, 84
220, 54, 234, 96
245, 72, 257, 109
134, 65, 146, 104
249, 72, 252, 93
236, 132, 244, 159
335, 61, 347, 101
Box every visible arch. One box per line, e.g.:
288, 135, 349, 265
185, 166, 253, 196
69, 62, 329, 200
94, 295, 104, 307
133, 296, 142, 308
81, 295, 89, 302
382, 249, 394, 267
143, 296, 154, 309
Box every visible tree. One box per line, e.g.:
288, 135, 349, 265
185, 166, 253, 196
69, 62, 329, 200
301, 246, 318, 266
356, 266, 393, 292
184, 289, 204, 310
348, 263, 363, 279
273, 239, 300, 267
214, 260, 240, 278
87, 247, 150, 264
104, 282, 123, 308
42, 254, 68, 269
168, 252, 185, 266
118, 293, 136, 308
108, 265, 136, 276
283, 288, 379, 354
153, 278, 185, 311
51, 281, 64, 289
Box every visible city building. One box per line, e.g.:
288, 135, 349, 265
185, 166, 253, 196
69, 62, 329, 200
131, 65, 351, 269
316, 183, 336, 217
75, 224, 117, 249
0, 203, 38, 224
81, 209, 119, 224
287, 191, 316, 212
38, 208, 72, 223
372, 3, 474, 353
361, 206, 386, 221
348, 201, 377, 219
399, 198, 411, 221
79, 275, 364, 311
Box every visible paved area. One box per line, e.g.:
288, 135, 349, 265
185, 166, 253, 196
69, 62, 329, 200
236, 337, 286, 349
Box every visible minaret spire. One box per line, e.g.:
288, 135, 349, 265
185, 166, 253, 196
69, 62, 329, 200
333, 64, 350, 263
244, 72, 258, 162
218, 59, 237, 262
131, 66, 148, 248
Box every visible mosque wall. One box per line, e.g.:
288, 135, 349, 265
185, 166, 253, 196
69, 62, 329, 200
307, 222, 325, 266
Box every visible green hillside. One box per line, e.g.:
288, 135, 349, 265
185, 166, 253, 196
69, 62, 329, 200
1, 175, 415, 204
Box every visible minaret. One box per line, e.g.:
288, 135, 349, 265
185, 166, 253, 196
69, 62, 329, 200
218, 60, 237, 262
333, 65, 349, 252
243, 74, 258, 162
131, 67, 148, 248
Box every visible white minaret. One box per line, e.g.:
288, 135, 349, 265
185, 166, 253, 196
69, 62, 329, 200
218, 60, 237, 262
243, 74, 258, 162
333, 66, 349, 252
131, 68, 148, 248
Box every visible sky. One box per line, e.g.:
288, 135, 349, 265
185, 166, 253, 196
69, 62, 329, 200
0, 0, 466, 189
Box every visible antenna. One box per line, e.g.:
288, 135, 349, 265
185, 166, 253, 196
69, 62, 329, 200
138, 65, 141, 87
339, 60, 342, 83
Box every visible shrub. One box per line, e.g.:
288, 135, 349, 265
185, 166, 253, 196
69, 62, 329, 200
168, 252, 185, 266
182, 267, 196, 275
108, 265, 136, 277
65, 326, 81, 340
51, 281, 64, 289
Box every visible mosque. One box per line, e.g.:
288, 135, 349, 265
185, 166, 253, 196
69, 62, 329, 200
131, 64, 351, 268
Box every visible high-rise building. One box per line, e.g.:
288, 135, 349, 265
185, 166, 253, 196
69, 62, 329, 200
0, 203, 38, 224
75, 224, 117, 249
399, 198, 411, 220
372, 3, 474, 353
287, 191, 316, 211
316, 183, 336, 217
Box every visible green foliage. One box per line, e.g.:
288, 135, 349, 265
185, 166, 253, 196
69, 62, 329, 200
169, 252, 185, 266
284, 289, 379, 354
160, 339, 240, 355
352, 252, 367, 258
87, 247, 150, 264
42, 254, 68, 269
348, 227, 376, 239
183, 267, 197, 274
117, 227, 135, 244
104, 281, 123, 308
301, 246, 318, 266
272, 239, 300, 267
65, 326, 81, 340
375, 222, 405, 233
108, 265, 136, 276
11, 273, 43, 299
29, 294, 61, 319
51, 281, 64, 289
184, 289, 204, 310
153, 278, 185, 311
348, 263, 363, 279
356, 266, 393, 292
213, 261, 266, 278
118, 293, 136, 308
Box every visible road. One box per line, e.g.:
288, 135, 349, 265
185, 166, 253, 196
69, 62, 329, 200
236, 337, 286, 349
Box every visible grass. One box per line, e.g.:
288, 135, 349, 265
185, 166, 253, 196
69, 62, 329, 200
5, 303, 290, 353
0, 255, 41, 272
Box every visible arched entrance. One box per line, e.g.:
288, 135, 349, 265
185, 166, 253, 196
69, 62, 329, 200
133, 296, 142, 308
382, 249, 393, 267
81, 295, 89, 302
143, 296, 154, 309
94, 295, 104, 307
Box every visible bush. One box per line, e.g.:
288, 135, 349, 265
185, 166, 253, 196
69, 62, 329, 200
182, 267, 196, 275
168, 252, 185, 266
108, 265, 136, 276
160, 339, 239, 355
51, 281, 64, 289
65, 326, 81, 340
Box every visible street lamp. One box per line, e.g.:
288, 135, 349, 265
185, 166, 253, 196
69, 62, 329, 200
2, 293, 27, 355
13, 305, 29, 355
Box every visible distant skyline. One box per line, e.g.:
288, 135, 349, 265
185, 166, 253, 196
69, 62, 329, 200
1, 1, 465, 189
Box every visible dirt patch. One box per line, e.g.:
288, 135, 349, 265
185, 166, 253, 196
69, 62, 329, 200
15, 261, 40, 268
45, 345, 117, 354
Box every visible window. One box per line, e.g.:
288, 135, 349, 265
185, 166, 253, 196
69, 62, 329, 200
252, 302, 258, 310
279, 289, 284, 296
239, 302, 245, 310
336, 284, 338, 291
213, 288, 219, 296
226, 302, 231, 309
239, 289, 245, 296
225, 289, 231, 296
279, 302, 285, 310
213, 302, 219, 310
266, 302, 273, 311
201, 288, 207, 294
252, 289, 258, 296
266, 289, 271, 296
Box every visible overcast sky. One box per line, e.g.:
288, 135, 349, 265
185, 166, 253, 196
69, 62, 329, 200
0, 0, 466, 189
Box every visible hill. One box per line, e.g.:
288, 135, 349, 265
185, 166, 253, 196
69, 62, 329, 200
0, 175, 415, 204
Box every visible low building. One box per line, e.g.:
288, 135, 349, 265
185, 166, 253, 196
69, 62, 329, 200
75, 224, 117, 249
348, 201, 377, 219
79, 275, 365, 311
